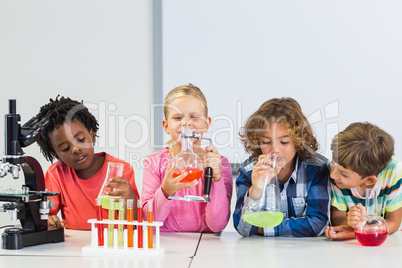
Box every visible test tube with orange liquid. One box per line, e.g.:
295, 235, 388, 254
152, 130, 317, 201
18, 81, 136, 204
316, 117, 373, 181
127, 199, 134, 247
137, 198, 143, 248
148, 202, 153, 248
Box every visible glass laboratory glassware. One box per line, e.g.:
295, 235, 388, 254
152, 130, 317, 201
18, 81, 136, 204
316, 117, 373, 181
242, 153, 285, 228
127, 199, 134, 247
98, 162, 124, 209
137, 198, 143, 248
171, 127, 204, 183
117, 199, 125, 247
168, 129, 214, 202
147, 201, 153, 248
95, 197, 104, 246
107, 198, 115, 247
355, 188, 388, 246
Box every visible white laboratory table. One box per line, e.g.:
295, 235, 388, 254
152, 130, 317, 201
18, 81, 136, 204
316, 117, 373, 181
192, 231, 402, 268
1, 229, 402, 268
0, 229, 201, 268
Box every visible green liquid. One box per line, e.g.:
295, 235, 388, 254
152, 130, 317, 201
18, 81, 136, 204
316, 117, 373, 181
101, 195, 122, 209
108, 206, 115, 247
243, 211, 284, 228
118, 208, 124, 247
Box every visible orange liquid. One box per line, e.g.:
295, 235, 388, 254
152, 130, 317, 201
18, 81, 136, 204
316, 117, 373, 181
137, 207, 143, 248
147, 211, 153, 248
173, 167, 203, 183
127, 208, 134, 247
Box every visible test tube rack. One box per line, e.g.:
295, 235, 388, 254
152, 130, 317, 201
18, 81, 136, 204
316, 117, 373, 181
82, 219, 164, 256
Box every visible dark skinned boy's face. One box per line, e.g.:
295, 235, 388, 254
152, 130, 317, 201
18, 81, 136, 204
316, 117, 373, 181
49, 119, 96, 172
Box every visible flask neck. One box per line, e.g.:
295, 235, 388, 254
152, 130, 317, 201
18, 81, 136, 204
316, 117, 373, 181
365, 188, 377, 216
181, 135, 194, 153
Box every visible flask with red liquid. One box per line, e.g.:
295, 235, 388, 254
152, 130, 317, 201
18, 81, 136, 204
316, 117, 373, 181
355, 188, 388, 246
171, 127, 203, 183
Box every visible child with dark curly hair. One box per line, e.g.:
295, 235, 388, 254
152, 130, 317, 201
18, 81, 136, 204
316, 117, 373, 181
233, 97, 331, 237
36, 96, 139, 230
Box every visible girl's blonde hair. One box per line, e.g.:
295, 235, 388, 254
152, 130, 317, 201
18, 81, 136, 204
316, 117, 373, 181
239, 97, 318, 160
163, 83, 208, 147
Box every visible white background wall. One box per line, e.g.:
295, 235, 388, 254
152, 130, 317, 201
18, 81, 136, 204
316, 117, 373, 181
1, 1, 402, 230
162, 0, 402, 164
0, 0, 154, 224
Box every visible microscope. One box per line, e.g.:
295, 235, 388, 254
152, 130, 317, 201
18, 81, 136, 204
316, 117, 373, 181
0, 99, 64, 249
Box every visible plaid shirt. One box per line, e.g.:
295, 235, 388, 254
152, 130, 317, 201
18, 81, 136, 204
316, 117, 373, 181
233, 153, 331, 237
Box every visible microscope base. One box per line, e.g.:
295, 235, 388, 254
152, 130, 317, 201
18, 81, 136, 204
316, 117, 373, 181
2, 226, 65, 250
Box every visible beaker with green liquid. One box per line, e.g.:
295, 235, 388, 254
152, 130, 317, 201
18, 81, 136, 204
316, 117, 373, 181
242, 153, 285, 228
98, 162, 124, 209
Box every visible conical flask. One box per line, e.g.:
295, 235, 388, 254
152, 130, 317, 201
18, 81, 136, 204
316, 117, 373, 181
354, 188, 388, 246
171, 127, 203, 183
242, 153, 284, 228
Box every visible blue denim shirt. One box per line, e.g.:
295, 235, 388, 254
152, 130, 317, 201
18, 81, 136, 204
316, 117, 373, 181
233, 153, 331, 237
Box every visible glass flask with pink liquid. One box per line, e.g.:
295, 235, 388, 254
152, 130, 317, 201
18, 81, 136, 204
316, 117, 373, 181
355, 188, 388, 246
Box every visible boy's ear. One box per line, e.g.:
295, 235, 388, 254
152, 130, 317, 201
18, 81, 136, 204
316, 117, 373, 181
51, 152, 59, 160
89, 128, 96, 144
162, 119, 170, 134
364, 175, 378, 186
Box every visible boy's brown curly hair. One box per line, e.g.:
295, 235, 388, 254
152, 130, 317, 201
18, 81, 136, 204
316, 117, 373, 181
239, 97, 318, 160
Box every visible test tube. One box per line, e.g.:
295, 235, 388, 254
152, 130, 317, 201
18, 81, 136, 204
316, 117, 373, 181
118, 199, 125, 247
147, 201, 153, 248
127, 199, 134, 247
107, 198, 115, 247
137, 198, 143, 248
95, 197, 104, 246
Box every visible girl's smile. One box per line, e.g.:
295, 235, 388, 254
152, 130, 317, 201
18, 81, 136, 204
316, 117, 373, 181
162, 96, 211, 155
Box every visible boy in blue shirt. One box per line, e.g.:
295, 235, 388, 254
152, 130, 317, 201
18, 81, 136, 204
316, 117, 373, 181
233, 98, 331, 237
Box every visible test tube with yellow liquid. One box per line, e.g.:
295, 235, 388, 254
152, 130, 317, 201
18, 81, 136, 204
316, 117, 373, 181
107, 198, 115, 247
118, 199, 125, 247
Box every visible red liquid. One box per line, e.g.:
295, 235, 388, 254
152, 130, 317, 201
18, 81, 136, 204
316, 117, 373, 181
355, 230, 388, 246
147, 211, 153, 248
127, 208, 134, 247
96, 205, 104, 246
137, 206, 143, 248
173, 167, 203, 183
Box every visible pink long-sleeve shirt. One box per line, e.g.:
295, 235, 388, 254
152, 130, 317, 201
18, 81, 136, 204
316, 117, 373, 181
142, 148, 233, 232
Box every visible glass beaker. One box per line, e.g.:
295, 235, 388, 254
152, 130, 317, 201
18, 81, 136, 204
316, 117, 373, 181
171, 127, 203, 183
98, 162, 124, 209
355, 188, 388, 246
242, 153, 284, 228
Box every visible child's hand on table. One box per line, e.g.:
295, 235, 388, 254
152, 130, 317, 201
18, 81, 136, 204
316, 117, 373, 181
325, 225, 355, 240
48, 214, 66, 228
